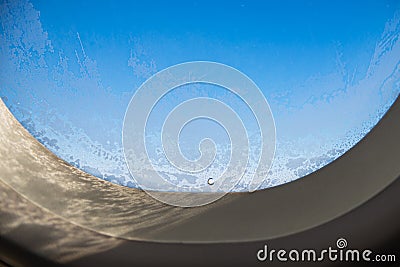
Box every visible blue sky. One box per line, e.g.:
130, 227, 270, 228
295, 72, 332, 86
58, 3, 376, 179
32, 0, 397, 93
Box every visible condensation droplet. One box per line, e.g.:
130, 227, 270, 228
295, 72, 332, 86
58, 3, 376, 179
207, 178, 214, 185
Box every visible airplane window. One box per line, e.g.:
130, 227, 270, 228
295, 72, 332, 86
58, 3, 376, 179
1, 0, 399, 193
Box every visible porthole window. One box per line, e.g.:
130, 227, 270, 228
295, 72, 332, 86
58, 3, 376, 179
1, 0, 399, 194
